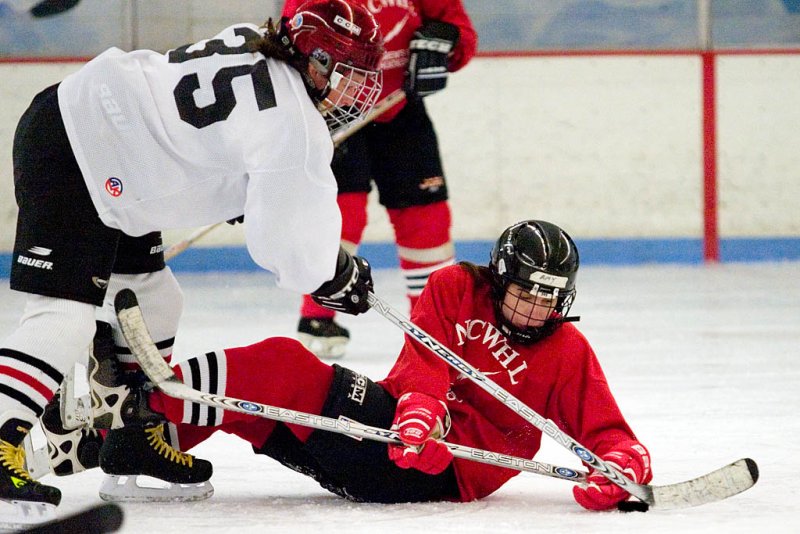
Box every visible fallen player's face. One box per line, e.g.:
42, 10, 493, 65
501, 283, 557, 329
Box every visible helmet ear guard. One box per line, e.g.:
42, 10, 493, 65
489, 220, 580, 344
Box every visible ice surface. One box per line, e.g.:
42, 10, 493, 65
1, 263, 798, 533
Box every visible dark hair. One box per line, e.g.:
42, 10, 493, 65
247, 18, 307, 69
457, 261, 494, 290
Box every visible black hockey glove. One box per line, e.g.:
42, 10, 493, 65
405, 21, 460, 98
311, 247, 373, 315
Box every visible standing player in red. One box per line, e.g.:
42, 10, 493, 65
118, 220, 651, 508
281, 0, 478, 359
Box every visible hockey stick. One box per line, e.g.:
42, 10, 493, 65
330, 88, 406, 145
163, 89, 406, 261
114, 288, 587, 485
365, 292, 759, 510
16, 503, 123, 534
164, 223, 220, 261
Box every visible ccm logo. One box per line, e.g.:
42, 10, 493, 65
410, 39, 453, 54
334, 15, 361, 36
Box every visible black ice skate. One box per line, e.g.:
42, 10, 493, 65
297, 317, 350, 359
88, 321, 163, 429
98, 423, 213, 502
40, 391, 103, 476
0, 417, 61, 529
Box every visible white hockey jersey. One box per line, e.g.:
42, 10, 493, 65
57, 24, 340, 294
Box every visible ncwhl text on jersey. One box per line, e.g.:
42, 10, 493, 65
455, 320, 528, 385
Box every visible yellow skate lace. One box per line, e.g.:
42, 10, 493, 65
145, 424, 194, 467
0, 440, 31, 481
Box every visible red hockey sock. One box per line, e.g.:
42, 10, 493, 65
337, 192, 368, 247
149, 337, 335, 446
300, 294, 335, 319
388, 202, 454, 310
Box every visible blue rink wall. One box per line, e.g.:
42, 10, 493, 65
2, 237, 798, 278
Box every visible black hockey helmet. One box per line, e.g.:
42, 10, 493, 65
489, 220, 579, 344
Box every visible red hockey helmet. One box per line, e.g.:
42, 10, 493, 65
286, 0, 384, 133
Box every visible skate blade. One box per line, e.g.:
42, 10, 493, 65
60, 363, 92, 430
23, 434, 52, 480
297, 334, 348, 360
0, 497, 57, 529
99, 474, 214, 503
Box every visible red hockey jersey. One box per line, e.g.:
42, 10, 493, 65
282, 0, 478, 122
379, 265, 642, 502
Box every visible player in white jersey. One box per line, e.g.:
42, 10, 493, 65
0, 0, 383, 524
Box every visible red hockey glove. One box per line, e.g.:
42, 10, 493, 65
572, 441, 652, 511
388, 392, 452, 475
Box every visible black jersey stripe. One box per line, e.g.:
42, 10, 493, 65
114, 337, 175, 355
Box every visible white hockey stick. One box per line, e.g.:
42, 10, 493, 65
114, 288, 587, 485
366, 292, 759, 510
163, 89, 406, 261
164, 223, 220, 261
330, 88, 406, 145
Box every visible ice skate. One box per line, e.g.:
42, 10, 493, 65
99, 423, 213, 502
0, 415, 61, 529
88, 321, 163, 429
40, 391, 103, 476
297, 317, 350, 359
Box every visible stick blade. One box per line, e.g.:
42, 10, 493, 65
114, 288, 138, 315
18, 503, 123, 533
114, 289, 177, 385
650, 458, 759, 510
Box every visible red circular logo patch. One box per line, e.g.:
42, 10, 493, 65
105, 177, 123, 197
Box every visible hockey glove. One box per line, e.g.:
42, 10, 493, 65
572, 440, 652, 511
388, 392, 453, 475
405, 21, 460, 98
311, 247, 373, 315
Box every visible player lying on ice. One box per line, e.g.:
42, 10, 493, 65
103, 220, 653, 508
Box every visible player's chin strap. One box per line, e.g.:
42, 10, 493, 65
365, 291, 758, 511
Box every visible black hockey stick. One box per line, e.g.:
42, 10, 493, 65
366, 292, 759, 510
114, 288, 586, 484
30, 0, 81, 18
17, 503, 123, 533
